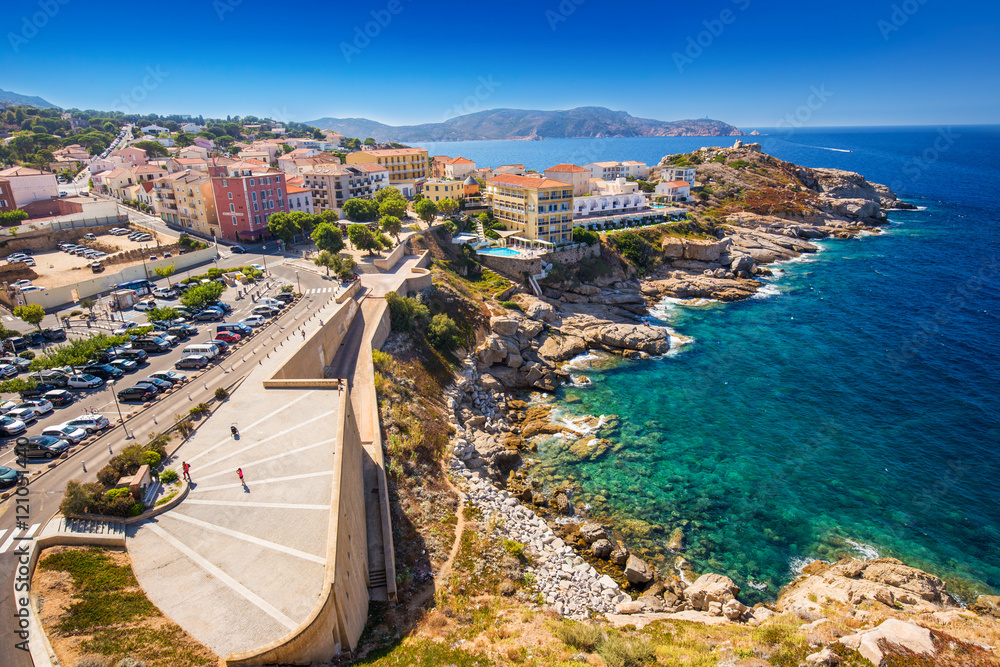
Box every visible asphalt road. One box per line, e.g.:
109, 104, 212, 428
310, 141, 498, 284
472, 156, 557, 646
0, 256, 334, 667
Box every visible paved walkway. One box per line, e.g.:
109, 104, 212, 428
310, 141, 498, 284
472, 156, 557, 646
127, 295, 347, 658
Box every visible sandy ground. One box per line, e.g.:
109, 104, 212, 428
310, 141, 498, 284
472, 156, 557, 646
24, 230, 170, 289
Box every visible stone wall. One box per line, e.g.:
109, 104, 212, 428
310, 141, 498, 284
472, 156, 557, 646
0, 224, 118, 258
478, 244, 601, 282
264, 297, 359, 383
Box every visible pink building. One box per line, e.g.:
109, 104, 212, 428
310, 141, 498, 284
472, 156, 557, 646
209, 160, 290, 242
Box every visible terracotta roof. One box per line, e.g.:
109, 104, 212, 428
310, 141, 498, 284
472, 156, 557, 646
488, 174, 569, 190
286, 148, 316, 157
171, 158, 208, 165
662, 180, 691, 188
446, 157, 475, 165
622, 161, 646, 166
286, 184, 310, 194
545, 163, 587, 173
588, 161, 618, 168
132, 164, 164, 174
0, 166, 51, 177
352, 148, 427, 157
352, 163, 387, 172
140, 181, 155, 193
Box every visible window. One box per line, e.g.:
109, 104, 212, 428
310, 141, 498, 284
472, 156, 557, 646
229, 203, 235, 212
251, 191, 257, 201
227, 192, 232, 200
249, 179, 255, 186
222, 179, 228, 187
275, 176, 281, 183
277, 188, 282, 197
254, 215, 261, 225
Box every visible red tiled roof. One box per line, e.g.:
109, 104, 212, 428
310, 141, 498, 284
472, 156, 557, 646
662, 180, 691, 188
446, 157, 475, 165
286, 184, 310, 194
546, 163, 587, 173
488, 174, 569, 190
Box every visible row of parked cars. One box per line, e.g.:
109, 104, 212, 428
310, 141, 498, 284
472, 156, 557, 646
1, 328, 67, 355
0, 411, 113, 487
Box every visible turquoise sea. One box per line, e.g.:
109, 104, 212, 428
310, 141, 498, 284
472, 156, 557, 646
418, 127, 1000, 602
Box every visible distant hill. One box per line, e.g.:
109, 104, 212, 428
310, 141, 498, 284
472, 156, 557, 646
0, 89, 56, 109
304, 107, 744, 143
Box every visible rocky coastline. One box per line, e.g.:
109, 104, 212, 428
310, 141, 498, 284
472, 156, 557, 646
431, 147, 999, 663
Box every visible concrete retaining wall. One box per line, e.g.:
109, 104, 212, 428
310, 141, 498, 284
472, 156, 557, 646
373, 241, 407, 271
478, 244, 601, 282
264, 297, 359, 384
226, 386, 368, 665
18, 245, 218, 311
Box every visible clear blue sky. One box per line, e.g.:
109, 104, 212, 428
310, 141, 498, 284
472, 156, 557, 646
2, 0, 998, 127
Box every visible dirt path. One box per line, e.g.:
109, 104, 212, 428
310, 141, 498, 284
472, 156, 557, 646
408, 472, 466, 611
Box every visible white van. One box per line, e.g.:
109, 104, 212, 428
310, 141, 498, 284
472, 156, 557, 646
182, 343, 220, 360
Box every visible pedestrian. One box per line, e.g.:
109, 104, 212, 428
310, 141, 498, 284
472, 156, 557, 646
301, 330, 306, 340
182, 462, 190, 481
237, 467, 244, 483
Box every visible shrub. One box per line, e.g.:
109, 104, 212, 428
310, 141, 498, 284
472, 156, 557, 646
75, 655, 112, 667
280, 284, 293, 293
160, 468, 179, 484
214, 387, 229, 400
176, 420, 194, 438
728, 159, 750, 169
18, 351, 35, 360
141, 451, 161, 468
115, 658, 148, 667
610, 231, 656, 272
425, 313, 462, 352
596, 632, 656, 667
499, 301, 522, 311
372, 349, 393, 371
502, 538, 527, 560
106, 487, 130, 499
189, 404, 207, 417
127, 502, 145, 517
385, 292, 429, 333
572, 227, 600, 246
554, 621, 605, 653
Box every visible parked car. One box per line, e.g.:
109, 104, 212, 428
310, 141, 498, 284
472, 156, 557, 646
41, 424, 86, 444
113, 321, 138, 335
15, 436, 69, 460
0, 356, 30, 371
91, 261, 105, 273
83, 233, 97, 241
152, 287, 174, 299
273, 293, 295, 305
42, 389, 74, 407
28, 370, 68, 387
231, 245, 247, 254
214, 331, 241, 344
0, 400, 19, 413
66, 374, 104, 389
0, 466, 24, 489
4, 407, 38, 424
82, 364, 123, 380
175, 355, 209, 370
27, 332, 45, 346
61, 414, 109, 434
0, 364, 18, 379
42, 328, 66, 341
0, 416, 27, 436
194, 309, 222, 322
252, 305, 280, 318
19, 399, 53, 415
149, 370, 186, 385
109, 359, 138, 373
210, 339, 230, 352
5, 337, 28, 352
240, 315, 266, 328
19, 383, 59, 399
134, 300, 157, 312
10, 279, 32, 289
118, 385, 156, 402
136, 377, 172, 393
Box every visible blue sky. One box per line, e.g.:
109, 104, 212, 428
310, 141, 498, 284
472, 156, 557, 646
2, 0, 998, 127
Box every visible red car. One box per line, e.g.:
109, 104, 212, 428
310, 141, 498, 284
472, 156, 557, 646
214, 331, 242, 344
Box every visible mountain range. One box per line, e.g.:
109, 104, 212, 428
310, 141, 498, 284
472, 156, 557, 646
0, 89, 56, 109
303, 107, 744, 142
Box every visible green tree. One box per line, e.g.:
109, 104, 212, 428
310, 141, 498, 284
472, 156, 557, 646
438, 197, 459, 217
333, 255, 356, 281
347, 223, 383, 256
180, 282, 225, 309
378, 197, 407, 220
374, 186, 405, 204
426, 313, 462, 352
342, 198, 378, 222
314, 250, 337, 276
379, 215, 402, 241
174, 132, 195, 148
311, 222, 345, 254
415, 198, 438, 226
132, 140, 169, 158
0, 210, 29, 225
267, 212, 299, 244
153, 264, 176, 285
145, 306, 179, 323
14, 303, 45, 330
363, 137, 376, 146
289, 211, 314, 238
78, 298, 96, 317
385, 292, 429, 332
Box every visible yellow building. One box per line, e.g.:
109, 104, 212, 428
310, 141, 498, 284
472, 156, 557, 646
345, 148, 430, 183
485, 174, 574, 245
421, 179, 466, 204
154, 170, 220, 239
543, 163, 591, 196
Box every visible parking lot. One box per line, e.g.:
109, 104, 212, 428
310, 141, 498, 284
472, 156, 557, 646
10, 228, 170, 290
0, 274, 298, 477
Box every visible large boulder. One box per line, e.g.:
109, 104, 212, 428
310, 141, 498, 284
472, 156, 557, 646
594, 323, 671, 355
684, 573, 740, 612
592, 539, 613, 559
476, 334, 508, 366
526, 300, 558, 323
730, 254, 754, 274
682, 238, 731, 262
554, 492, 573, 516
489, 316, 521, 337
971, 595, 1000, 618
624, 554, 654, 585
538, 334, 588, 362
661, 238, 685, 258
579, 523, 608, 544
839, 619, 936, 666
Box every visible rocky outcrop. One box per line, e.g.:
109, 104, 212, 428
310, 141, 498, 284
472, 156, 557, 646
840, 618, 936, 666
778, 558, 957, 615
684, 573, 741, 612
624, 554, 654, 585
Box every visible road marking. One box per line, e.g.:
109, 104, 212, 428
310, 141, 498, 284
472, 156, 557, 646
0, 524, 39, 553
167, 512, 325, 564
24, 523, 40, 538
195, 437, 336, 481
0, 529, 6, 544
189, 470, 334, 493
145, 523, 298, 630
187, 392, 316, 464
183, 500, 328, 510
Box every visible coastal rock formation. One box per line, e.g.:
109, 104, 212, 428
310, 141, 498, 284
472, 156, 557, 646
624, 554, 654, 585
778, 558, 957, 614
840, 618, 937, 665
684, 573, 741, 612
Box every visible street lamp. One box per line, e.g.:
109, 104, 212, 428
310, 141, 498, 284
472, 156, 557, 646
108, 379, 127, 438
295, 271, 300, 294
140, 245, 150, 279
261, 246, 268, 274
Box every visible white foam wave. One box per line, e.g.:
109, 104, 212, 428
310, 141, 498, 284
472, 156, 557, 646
751, 283, 782, 300
563, 351, 611, 372
796, 144, 852, 153
843, 538, 880, 560
746, 580, 768, 591
789, 556, 814, 576
552, 412, 611, 438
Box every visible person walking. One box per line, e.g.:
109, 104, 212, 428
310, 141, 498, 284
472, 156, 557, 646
182, 462, 191, 481
237, 467, 244, 483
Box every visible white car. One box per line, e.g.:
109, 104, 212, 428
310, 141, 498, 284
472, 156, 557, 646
67, 373, 103, 389
113, 322, 137, 335
239, 315, 266, 328
10, 280, 32, 289
134, 301, 157, 312
19, 399, 53, 415
5, 407, 39, 423
62, 414, 110, 433
0, 400, 18, 414
250, 263, 265, 271
0, 364, 18, 378
152, 288, 174, 299
41, 424, 87, 444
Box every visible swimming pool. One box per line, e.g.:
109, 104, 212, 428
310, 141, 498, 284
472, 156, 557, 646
477, 247, 523, 257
